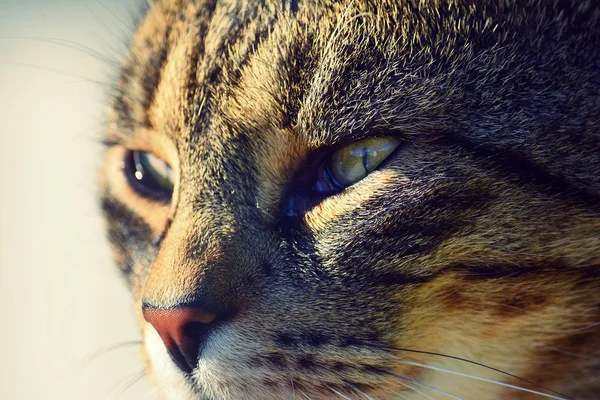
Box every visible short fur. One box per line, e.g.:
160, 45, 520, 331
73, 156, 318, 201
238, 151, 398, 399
100, 0, 600, 399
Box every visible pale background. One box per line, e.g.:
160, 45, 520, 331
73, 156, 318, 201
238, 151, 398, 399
0, 1, 156, 399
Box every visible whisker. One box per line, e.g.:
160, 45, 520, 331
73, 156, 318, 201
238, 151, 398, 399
350, 385, 378, 400
265, 0, 293, 30
394, 379, 438, 400
84, 2, 130, 55
534, 321, 600, 334
357, 341, 569, 399
540, 345, 592, 359
141, 387, 160, 400
1, 36, 121, 67
379, 370, 462, 400
80, 340, 143, 366
296, 389, 312, 400
94, 0, 135, 34
297, 388, 313, 400
107, 368, 146, 400
243, 84, 284, 103
393, 393, 411, 400
390, 356, 567, 400
326, 385, 354, 399
248, 55, 281, 74
321, 0, 355, 62
0, 61, 112, 86
290, 377, 297, 400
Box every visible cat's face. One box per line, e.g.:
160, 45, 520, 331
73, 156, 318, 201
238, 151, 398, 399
100, 1, 600, 399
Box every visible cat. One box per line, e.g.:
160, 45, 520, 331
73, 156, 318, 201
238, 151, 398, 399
99, 0, 600, 399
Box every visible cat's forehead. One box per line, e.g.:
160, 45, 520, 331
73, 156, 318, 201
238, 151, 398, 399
111, 1, 310, 144
108, 0, 455, 147
107, 0, 600, 195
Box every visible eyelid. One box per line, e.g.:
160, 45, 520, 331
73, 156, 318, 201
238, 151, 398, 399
124, 151, 174, 203
100, 145, 172, 235
102, 136, 181, 208
133, 151, 175, 189
328, 136, 403, 188
316, 129, 404, 149
295, 134, 404, 179
283, 136, 404, 218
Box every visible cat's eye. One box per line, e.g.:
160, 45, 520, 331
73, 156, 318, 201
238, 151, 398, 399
285, 137, 403, 217
313, 137, 403, 194
125, 150, 174, 201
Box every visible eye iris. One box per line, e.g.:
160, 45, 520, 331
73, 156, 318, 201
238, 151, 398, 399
328, 137, 402, 188
126, 151, 174, 201
330, 145, 370, 186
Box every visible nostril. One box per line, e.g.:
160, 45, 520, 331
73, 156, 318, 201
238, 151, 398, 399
142, 305, 218, 374
182, 321, 212, 340
166, 339, 198, 375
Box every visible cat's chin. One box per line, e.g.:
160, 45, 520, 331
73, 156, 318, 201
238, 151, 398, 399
143, 324, 302, 400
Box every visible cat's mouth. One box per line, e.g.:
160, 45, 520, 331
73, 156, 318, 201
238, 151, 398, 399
142, 321, 395, 400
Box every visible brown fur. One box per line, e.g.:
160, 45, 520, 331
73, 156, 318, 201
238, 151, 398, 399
100, 0, 600, 398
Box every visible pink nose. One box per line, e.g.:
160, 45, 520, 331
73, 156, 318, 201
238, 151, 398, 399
143, 306, 217, 374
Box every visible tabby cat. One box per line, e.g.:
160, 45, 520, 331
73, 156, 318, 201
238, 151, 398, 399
99, 0, 600, 399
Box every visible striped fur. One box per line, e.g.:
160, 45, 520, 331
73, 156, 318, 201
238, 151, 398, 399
100, 1, 600, 399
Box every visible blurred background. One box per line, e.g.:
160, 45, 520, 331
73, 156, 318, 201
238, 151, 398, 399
0, 1, 154, 398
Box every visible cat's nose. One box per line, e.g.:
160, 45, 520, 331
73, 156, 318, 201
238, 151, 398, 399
142, 305, 217, 374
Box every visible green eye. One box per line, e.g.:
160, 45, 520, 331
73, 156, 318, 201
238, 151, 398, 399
125, 151, 175, 201
320, 137, 403, 191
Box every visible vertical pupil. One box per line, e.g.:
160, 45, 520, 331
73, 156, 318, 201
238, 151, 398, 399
132, 151, 173, 190
125, 151, 174, 201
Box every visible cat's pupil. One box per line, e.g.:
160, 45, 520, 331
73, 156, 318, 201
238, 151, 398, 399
326, 137, 403, 187
125, 151, 174, 201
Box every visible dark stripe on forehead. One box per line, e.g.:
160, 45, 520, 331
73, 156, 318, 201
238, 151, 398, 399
111, 0, 313, 142
177, 0, 219, 129
112, 65, 135, 132
174, 4, 312, 205
111, 2, 180, 134
139, 31, 172, 128
186, 1, 296, 137
108, 2, 149, 134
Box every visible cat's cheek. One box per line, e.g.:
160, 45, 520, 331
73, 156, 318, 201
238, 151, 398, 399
101, 146, 172, 236
143, 324, 197, 400
304, 168, 406, 231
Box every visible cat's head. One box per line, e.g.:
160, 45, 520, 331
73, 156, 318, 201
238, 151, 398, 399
100, 1, 600, 399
